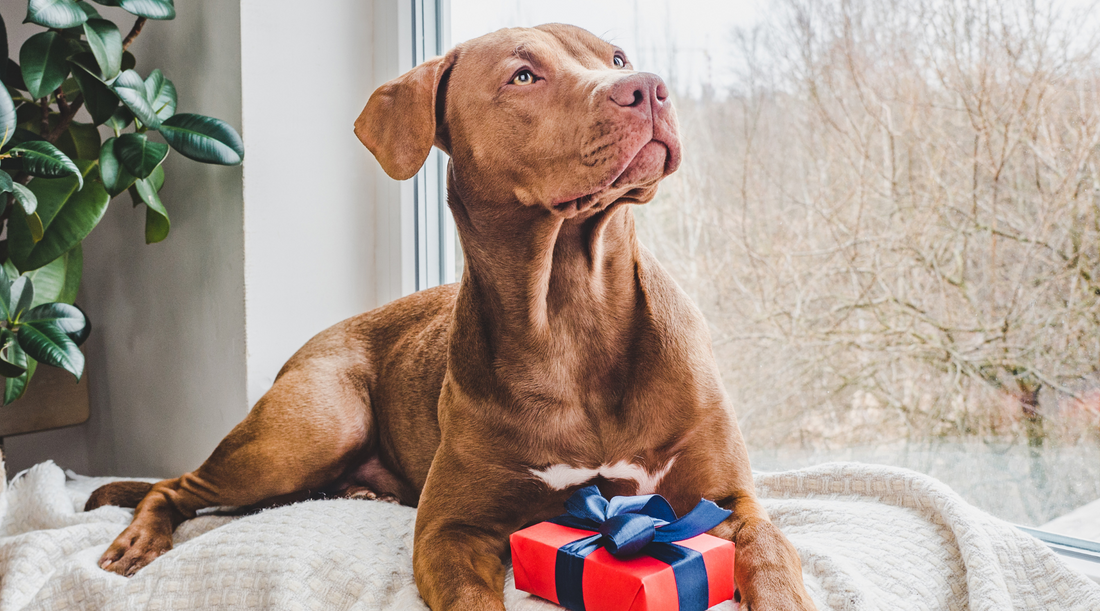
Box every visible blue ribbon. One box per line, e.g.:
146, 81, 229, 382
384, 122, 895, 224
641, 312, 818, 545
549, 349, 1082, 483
547, 486, 732, 611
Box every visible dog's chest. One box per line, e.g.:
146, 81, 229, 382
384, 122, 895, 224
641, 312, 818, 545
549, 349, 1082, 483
528, 456, 677, 495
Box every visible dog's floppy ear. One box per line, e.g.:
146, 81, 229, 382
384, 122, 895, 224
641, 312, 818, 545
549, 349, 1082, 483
355, 52, 455, 181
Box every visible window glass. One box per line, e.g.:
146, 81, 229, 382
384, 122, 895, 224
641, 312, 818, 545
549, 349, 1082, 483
450, 0, 1100, 542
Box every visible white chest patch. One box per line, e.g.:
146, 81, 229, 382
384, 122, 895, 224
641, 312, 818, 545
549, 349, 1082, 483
529, 457, 677, 494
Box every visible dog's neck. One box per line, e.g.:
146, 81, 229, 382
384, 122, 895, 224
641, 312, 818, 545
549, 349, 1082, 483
448, 182, 643, 392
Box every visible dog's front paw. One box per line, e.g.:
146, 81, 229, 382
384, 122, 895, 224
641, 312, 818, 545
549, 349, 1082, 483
99, 523, 173, 576
731, 517, 817, 611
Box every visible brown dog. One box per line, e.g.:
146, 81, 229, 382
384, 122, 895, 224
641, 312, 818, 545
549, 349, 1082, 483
86, 24, 816, 611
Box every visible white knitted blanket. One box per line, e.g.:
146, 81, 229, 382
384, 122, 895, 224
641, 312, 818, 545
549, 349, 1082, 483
1, 460, 1098, 611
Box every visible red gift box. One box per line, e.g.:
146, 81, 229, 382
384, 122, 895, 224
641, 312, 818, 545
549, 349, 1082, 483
511, 521, 736, 611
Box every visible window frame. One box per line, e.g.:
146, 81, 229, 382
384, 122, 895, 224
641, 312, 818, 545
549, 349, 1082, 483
410, 0, 458, 292
1017, 526, 1100, 583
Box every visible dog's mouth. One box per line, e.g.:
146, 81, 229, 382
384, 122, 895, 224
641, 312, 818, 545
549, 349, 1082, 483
612, 140, 676, 187
552, 137, 680, 216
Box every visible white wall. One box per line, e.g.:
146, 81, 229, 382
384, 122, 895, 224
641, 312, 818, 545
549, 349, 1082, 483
4, 0, 407, 478
240, 0, 382, 406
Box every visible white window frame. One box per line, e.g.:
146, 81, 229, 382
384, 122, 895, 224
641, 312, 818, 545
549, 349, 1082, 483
373, 0, 457, 305
1018, 526, 1100, 584
411, 0, 458, 291
394, 0, 458, 298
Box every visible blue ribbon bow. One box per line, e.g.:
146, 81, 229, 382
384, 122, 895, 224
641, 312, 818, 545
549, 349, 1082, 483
548, 486, 732, 611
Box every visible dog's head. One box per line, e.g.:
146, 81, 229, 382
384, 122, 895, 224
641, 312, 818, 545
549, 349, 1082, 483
355, 24, 681, 218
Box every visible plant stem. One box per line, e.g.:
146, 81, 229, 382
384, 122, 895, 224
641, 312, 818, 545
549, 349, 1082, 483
122, 17, 147, 50
43, 90, 83, 144
56, 89, 70, 116
39, 98, 50, 135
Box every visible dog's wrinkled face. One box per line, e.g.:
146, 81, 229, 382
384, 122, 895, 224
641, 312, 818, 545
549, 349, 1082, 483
356, 24, 681, 218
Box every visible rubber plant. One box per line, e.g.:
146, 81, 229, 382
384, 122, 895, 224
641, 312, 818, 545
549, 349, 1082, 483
0, 0, 244, 404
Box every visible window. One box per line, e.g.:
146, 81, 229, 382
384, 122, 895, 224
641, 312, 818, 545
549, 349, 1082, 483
412, 0, 463, 289
444, 0, 1100, 549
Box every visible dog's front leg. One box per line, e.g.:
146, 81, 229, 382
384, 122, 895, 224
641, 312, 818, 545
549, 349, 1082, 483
413, 444, 537, 611
711, 494, 816, 611
689, 433, 816, 611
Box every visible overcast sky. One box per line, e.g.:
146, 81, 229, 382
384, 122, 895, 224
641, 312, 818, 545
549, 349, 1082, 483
450, 0, 765, 96
451, 0, 1100, 97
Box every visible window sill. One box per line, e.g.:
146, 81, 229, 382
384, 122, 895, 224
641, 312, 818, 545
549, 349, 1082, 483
1018, 526, 1100, 584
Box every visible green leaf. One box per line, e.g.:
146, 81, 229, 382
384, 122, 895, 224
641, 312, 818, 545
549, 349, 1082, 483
64, 34, 90, 51
10, 141, 82, 188
115, 132, 168, 178
158, 113, 243, 165
127, 161, 161, 202
144, 203, 169, 243
132, 168, 168, 243
25, 243, 81, 306
98, 136, 136, 196
22, 302, 86, 334
3, 59, 27, 92
26, 212, 45, 242
20, 32, 73, 100
56, 121, 101, 161
121, 50, 135, 72
0, 170, 11, 194
145, 162, 163, 190
118, 0, 175, 20
0, 265, 10, 316
76, 1, 102, 19
25, 0, 88, 29
9, 160, 108, 272
17, 320, 83, 380
144, 69, 176, 123
0, 79, 14, 149
25, 247, 79, 306
0, 328, 28, 378
1, 13, 7, 70
82, 19, 121, 80
104, 105, 132, 132
3, 358, 37, 405
8, 275, 34, 320
65, 303, 90, 346
60, 75, 81, 101
58, 244, 82, 305
69, 54, 119, 125
11, 182, 38, 215
72, 66, 119, 125
112, 69, 159, 128
3, 359, 37, 405
5, 131, 44, 155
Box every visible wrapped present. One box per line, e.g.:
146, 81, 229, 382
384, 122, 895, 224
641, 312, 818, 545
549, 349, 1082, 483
511, 486, 736, 611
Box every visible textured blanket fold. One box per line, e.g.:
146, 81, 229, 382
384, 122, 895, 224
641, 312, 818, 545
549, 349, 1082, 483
1, 460, 1097, 611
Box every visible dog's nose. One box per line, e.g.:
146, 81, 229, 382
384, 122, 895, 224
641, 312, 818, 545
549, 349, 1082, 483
610, 73, 669, 110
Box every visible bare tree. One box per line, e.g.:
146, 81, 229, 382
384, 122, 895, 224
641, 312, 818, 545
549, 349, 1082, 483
636, 0, 1100, 456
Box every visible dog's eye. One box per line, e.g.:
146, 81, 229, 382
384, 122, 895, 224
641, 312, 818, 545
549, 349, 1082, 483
613, 55, 625, 68
512, 70, 536, 85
